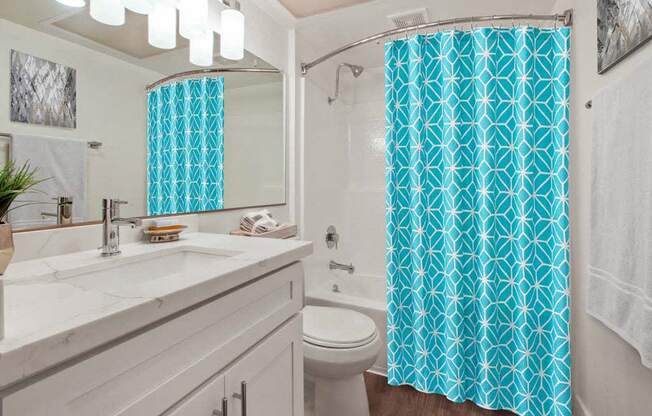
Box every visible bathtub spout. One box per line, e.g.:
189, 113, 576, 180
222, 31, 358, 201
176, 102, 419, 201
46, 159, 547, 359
329, 260, 355, 274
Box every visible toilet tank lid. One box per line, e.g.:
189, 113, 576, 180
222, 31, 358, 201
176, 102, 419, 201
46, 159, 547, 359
303, 305, 377, 348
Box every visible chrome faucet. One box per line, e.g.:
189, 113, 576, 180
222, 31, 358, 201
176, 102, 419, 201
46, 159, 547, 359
41, 196, 74, 225
100, 198, 142, 257
329, 260, 355, 274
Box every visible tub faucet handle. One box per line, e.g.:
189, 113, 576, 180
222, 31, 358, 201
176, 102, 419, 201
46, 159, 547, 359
326, 225, 339, 249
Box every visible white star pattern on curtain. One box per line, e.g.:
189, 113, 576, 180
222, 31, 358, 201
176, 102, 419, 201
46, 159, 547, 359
385, 27, 571, 416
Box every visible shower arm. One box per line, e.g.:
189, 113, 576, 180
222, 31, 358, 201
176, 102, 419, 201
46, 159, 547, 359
301, 9, 573, 76
329, 64, 349, 105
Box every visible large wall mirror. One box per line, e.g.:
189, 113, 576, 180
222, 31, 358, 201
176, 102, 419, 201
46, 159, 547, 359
0, 3, 286, 231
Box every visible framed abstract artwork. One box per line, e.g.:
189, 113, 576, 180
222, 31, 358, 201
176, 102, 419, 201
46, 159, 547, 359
598, 0, 652, 73
10, 50, 77, 128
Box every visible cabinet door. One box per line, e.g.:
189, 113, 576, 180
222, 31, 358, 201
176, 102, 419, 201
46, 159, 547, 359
226, 316, 303, 416
165, 374, 226, 416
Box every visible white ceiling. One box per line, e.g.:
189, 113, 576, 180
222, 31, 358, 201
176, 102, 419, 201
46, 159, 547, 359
277, 0, 375, 18
296, 0, 559, 69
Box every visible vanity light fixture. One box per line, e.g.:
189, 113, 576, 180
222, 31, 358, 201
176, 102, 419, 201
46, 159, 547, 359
55, 0, 86, 7
189, 31, 214, 66
148, 1, 177, 49
53, 0, 247, 64
220, 0, 244, 61
122, 0, 154, 15
90, 0, 125, 26
179, 0, 209, 40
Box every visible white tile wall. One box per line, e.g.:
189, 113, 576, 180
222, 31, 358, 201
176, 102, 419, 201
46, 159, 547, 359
303, 67, 386, 277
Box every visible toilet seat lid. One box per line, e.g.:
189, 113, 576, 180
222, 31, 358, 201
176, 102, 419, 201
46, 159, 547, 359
303, 306, 377, 349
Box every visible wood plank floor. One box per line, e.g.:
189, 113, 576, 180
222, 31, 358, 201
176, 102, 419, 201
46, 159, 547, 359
365, 373, 516, 416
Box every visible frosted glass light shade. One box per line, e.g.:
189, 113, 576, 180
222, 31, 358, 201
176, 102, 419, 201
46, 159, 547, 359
190, 31, 214, 67
220, 8, 244, 60
179, 0, 209, 40
55, 0, 86, 7
148, 2, 177, 49
122, 0, 153, 14
90, 0, 125, 26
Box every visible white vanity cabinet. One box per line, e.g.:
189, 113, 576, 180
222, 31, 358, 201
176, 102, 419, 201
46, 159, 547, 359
0, 261, 305, 416
166, 317, 302, 416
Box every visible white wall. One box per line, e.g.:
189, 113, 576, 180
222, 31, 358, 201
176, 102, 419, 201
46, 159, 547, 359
550, 2, 652, 416
0, 18, 161, 222
224, 81, 285, 209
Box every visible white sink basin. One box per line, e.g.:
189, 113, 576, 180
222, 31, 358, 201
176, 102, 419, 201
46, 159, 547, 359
56, 246, 241, 293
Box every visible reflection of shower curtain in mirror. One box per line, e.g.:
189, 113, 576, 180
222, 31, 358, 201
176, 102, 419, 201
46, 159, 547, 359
147, 77, 224, 216
385, 27, 571, 416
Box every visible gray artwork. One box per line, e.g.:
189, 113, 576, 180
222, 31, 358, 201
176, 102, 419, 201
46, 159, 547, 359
598, 0, 652, 73
10, 50, 77, 128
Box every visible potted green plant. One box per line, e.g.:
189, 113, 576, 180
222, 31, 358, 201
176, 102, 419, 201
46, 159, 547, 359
0, 161, 46, 275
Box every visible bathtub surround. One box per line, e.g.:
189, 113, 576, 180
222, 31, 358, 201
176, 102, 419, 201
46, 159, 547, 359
589, 52, 652, 369
385, 28, 571, 416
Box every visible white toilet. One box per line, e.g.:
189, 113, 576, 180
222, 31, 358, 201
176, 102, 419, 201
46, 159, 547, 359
303, 305, 382, 416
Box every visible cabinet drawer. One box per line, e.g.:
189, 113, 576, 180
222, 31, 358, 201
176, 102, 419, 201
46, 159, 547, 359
2, 262, 304, 416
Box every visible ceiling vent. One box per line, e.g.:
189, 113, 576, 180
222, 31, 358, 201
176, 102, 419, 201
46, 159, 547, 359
387, 8, 430, 29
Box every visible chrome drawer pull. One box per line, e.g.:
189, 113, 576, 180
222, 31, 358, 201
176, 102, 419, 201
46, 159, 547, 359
212, 397, 228, 416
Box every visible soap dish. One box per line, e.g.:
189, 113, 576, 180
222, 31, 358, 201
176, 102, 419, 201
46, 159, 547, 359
144, 225, 187, 243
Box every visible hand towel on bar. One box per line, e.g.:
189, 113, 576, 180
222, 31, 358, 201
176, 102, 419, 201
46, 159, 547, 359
589, 56, 652, 369
8, 134, 87, 228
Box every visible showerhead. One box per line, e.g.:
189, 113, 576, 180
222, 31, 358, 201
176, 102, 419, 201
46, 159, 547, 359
348, 64, 364, 78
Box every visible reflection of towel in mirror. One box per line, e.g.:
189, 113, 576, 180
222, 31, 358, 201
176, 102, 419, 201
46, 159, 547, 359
9, 134, 87, 228
240, 209, 280, 234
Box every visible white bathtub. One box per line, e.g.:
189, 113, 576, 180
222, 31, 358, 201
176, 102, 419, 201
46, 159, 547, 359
304, 266, 388, 375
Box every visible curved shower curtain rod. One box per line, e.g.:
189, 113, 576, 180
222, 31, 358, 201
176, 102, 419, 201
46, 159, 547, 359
146, 67, 281, 92
300, 9, 573, 75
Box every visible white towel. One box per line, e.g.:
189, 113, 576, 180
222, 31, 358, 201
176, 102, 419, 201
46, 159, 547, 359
589, 56, 652, 369
8, 134, 87, 228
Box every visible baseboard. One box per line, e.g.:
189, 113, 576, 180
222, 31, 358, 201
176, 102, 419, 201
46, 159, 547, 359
574, 395, 592, 416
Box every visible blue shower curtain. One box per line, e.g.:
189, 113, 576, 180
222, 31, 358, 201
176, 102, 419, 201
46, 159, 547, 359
385, 27, 571, 416
147, 77, 224, 216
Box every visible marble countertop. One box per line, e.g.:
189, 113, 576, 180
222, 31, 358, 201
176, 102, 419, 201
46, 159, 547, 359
0, 233, 312, 390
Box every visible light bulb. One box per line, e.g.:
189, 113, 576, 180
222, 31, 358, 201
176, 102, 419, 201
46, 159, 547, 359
190, 31, 214, 67
220, 8, 244, 60
122, 0, 153, 14
179, 0, 209, 40
90, 0, 125, 26
55, 0, 86, 7
148, 2, 176, 49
